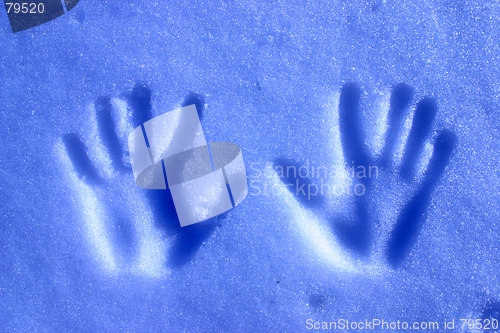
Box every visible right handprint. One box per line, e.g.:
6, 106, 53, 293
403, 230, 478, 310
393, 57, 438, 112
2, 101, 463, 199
334, 82, 456, 269
275, 82, 457, 270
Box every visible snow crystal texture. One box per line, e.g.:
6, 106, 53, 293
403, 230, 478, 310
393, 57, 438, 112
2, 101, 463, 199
1, 0, 500, 332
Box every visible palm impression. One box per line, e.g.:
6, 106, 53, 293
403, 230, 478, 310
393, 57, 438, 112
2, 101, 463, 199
58, 84, 221, 275
273, 82, 456, 270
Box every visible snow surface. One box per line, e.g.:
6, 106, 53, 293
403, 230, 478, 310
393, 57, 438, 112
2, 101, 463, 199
1, 0, 500, 332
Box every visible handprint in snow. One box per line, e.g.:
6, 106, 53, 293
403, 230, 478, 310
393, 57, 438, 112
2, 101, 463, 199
60, 84, 222, 275
275, 83, 456, 269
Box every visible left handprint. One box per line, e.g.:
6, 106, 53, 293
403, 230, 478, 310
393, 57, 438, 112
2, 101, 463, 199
60, 84, 218, 276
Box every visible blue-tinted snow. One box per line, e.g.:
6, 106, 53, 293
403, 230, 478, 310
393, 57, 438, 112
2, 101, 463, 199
1, 0, 500, 331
